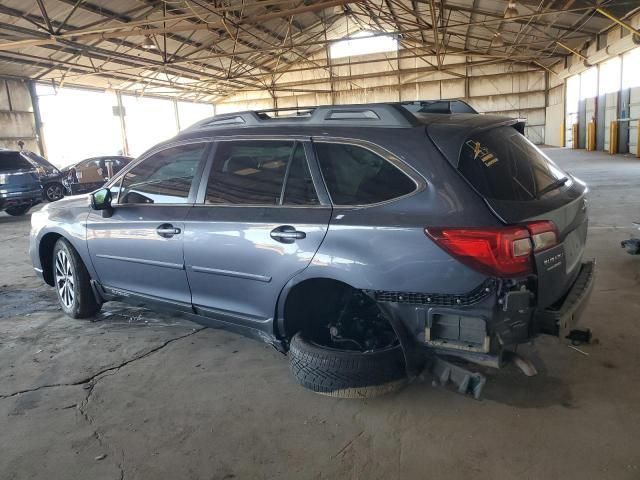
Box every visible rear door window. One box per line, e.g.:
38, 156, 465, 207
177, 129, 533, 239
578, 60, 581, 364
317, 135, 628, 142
282, 144, 319, 205
204, 140, 319, 206
0, 151, 33, 172
458, 127, 570, 201
314, 142, 416, 205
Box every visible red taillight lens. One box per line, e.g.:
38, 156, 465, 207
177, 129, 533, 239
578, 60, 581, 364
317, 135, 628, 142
425, 227, 533, 277
527, 221, 558, 252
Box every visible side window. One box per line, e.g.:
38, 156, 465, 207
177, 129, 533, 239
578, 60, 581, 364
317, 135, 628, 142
314, 142, 416, 205
205, 140, 317, 206
119, 143, 206, 204
282, 144, 319, 205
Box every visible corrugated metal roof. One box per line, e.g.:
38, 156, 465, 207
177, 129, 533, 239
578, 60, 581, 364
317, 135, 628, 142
0, 0, 631, 102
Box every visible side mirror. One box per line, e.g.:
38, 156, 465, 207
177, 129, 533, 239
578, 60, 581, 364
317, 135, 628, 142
91, 188, 112, 211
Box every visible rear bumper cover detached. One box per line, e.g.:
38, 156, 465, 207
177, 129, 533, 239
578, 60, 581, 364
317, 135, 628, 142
535, 260, 595, 339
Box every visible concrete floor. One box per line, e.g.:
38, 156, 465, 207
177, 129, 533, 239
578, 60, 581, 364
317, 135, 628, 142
1, 148, 640, 480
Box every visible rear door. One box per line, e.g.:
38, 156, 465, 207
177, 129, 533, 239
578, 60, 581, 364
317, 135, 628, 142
183, 139, 332, 329
451, 126, 588, 307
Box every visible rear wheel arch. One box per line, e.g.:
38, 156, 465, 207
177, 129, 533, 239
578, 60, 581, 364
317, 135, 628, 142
279, 277, 354, 341
278, 276, 423, 377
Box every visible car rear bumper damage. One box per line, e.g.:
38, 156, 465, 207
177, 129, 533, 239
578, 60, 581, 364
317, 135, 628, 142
370, 260, 595, 398
535, 260, 595, 339
370, 260, 595, 394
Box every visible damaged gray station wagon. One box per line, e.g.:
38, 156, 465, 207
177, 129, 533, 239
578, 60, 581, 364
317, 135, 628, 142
30, 101, 595, 398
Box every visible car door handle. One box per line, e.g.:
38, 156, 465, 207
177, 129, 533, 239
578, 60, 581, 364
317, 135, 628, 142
157, 224, 181, 238
270, 225, 306, 243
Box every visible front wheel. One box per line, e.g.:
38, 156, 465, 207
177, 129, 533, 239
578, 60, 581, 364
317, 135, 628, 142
44, 182, 64, 202
4, 205, 31, 216
53, 238, 101, 319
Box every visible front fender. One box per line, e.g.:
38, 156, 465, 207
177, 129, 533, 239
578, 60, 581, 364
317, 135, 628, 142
31, 201, 94, 283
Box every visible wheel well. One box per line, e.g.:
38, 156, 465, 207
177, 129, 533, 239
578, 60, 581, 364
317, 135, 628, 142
39, 233, 62, 286
282, 278, 398, 351
282, 278, 352, 339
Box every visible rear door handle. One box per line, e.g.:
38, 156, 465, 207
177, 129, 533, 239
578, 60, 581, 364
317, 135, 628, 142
270, 225, 306, 243
157, 224, 181, 238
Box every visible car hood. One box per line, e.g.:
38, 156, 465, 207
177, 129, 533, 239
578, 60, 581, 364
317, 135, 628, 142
45, 193, 90, 211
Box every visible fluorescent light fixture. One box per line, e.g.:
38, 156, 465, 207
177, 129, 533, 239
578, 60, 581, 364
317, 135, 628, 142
492, 32, 505, 47
504, 2, 519, 19
330, 31, 398, 59
141, 36, 157, 50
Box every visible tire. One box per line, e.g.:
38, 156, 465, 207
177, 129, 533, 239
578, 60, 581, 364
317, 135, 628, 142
53, 238, 101, 319
44, 182, 64, 202
289, 332, 407, 398
5, 205, 31, 216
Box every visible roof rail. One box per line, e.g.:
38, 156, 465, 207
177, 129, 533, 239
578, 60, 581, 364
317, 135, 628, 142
185, 103, 421, 131
399, 99, 477, 114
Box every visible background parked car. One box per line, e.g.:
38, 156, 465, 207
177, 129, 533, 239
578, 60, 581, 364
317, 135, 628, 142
62, 155, 133, 195
20, 150, 66, 202
0, 149, 42, 215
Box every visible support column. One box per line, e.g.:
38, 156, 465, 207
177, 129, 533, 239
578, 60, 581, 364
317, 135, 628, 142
115, 91, 129, 156
173, 99, 181, 132
27, 80, 46, 157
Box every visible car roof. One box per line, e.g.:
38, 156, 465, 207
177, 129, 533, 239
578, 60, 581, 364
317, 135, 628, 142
178, 101, 521, 141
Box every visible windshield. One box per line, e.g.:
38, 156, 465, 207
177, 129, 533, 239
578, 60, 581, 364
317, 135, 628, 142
458, 126, 570, 201
22, 151, 59, 173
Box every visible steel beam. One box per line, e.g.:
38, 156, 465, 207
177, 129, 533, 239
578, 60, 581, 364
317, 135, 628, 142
595, 8, 640, 37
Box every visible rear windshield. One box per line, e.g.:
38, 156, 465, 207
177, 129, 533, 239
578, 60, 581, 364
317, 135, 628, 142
0, 151, 33, 172
459, 127, 570, 201
22, 151, 57, 171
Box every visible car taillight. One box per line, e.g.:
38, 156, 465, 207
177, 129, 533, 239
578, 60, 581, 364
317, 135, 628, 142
425, 221, 559, 277
425, 227, 533, 277
527, 221, 558, 252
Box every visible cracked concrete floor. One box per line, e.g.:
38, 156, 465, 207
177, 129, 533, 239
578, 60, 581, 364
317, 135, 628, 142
2, 148, 640, 480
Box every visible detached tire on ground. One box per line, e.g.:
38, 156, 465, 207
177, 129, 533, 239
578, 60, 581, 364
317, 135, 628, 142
289, 332, 407, 398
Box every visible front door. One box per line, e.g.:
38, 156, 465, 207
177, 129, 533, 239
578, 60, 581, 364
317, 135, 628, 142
87, 142, 209, 309
184, 139, 332, 329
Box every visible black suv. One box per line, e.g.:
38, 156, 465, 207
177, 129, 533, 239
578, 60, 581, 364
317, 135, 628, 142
0, 149, 42, 215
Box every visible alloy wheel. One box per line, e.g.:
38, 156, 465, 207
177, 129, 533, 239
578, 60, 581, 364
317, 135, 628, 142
55, 249, 74, 309
46, 184, 63, 201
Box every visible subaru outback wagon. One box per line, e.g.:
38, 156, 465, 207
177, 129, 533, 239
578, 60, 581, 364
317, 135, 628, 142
30, 102, 594, 397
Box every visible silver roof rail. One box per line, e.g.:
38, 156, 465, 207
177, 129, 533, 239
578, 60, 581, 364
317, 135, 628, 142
185, 103, 421, 131
399, 99, 477, 114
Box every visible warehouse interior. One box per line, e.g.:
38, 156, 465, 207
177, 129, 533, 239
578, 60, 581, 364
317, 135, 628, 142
1, 1, 640, 479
